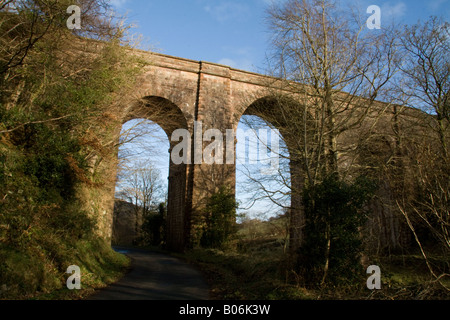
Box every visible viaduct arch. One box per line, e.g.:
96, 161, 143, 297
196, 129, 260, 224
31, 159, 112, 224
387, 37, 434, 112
102, 49, 401, 253
104, 50, 303, 252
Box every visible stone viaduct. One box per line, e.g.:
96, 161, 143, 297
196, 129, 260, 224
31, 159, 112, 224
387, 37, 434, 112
102, 49, 415, 253
102, 50, 306, 252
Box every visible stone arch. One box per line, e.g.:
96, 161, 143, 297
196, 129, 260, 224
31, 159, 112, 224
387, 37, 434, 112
119, 95, 189, 251
124, 96, 189, 138
235, 94, 309, 254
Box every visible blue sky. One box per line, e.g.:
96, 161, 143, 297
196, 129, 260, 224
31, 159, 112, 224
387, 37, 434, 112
117, 117, 289, 219
110, 0, 449, 73
110, 0, 273, 72
112, 0, 449, 218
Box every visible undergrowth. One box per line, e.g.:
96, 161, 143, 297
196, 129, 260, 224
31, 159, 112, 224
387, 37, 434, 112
179, 221, 449, 300
0, 238, 130, 300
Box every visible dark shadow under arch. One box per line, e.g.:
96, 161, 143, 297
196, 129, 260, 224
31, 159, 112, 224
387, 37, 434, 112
124, 96, 188, 139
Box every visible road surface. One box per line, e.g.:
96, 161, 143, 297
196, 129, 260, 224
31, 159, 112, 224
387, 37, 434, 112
88, 247, 210, 300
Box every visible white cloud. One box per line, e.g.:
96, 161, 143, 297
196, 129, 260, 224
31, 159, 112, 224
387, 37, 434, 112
218, 58, 237, 66
204, 2, 250, 23
109, 0, 129, 8
217, 45, 257, 71
382, 2, 407, 17
428, 0, 449, 11
218, 57, 254, 71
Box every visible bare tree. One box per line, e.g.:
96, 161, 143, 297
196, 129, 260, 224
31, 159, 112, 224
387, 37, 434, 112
117, 162, 165, 238
397, 17, 450, 158
0, 0, 118, 76
240, 0, 401, 264
116, 118, 168, 174
265, 0, 400, 178
393, 17, 450, 290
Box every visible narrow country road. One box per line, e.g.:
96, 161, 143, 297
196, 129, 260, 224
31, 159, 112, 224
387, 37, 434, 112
87, 247, 210, 300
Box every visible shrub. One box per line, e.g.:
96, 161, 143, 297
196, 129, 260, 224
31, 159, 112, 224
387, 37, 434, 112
298, 175, 376, 287
201, 186, 239, 248
139, 202, 167, 246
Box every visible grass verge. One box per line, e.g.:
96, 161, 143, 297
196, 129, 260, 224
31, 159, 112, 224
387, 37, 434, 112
0, 239, 130, 300
178, 239, 449, 300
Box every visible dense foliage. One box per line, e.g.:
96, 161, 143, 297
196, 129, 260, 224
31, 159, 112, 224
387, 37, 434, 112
298, 175, 377, 287
138, 202, 167, 246
0, 1, 140, 298
201, 186, 239, 248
